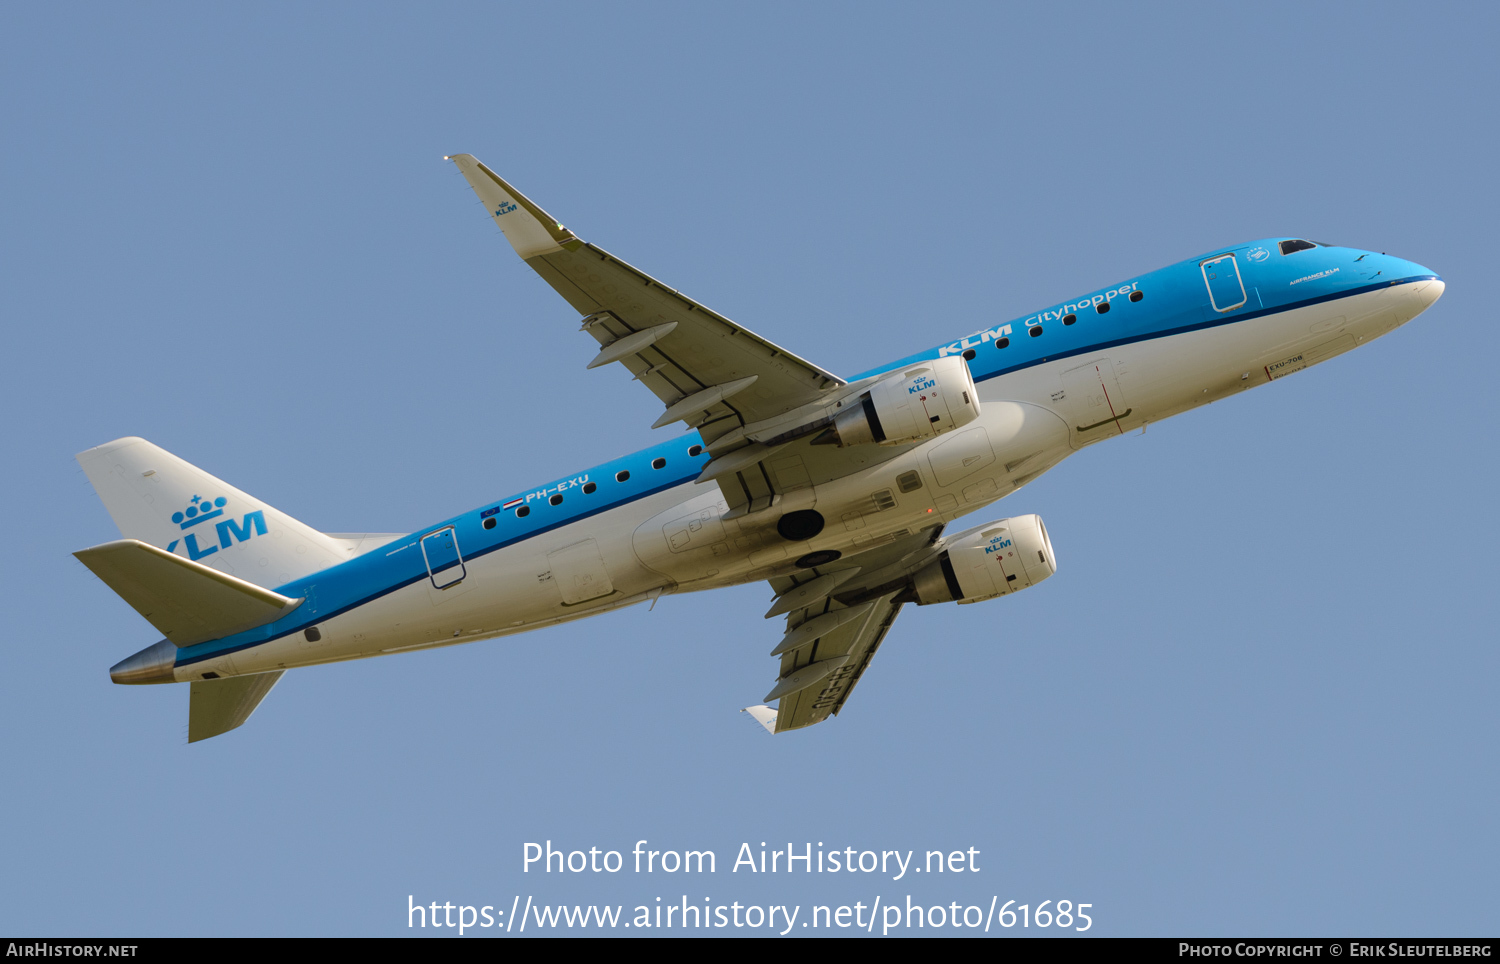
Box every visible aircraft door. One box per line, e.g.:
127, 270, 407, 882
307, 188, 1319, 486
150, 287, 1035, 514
420, 526, 467, 590
1201, 254, 1247, 312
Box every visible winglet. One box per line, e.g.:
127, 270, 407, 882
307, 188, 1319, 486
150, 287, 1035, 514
447, 154, 582, 259
741, 704, 778, 735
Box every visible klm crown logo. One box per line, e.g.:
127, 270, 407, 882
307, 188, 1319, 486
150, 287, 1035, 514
172, 494, 226, 529
165, 495, 267, 562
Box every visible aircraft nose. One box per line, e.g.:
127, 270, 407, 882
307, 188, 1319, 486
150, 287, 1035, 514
1373, 251, 1444, 309
1415, 277, 1445, 308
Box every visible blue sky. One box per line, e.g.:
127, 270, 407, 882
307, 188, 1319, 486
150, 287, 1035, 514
2, 2, 1496, 936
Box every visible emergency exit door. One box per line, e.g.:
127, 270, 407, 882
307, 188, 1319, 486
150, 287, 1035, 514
420, 526, 466, 590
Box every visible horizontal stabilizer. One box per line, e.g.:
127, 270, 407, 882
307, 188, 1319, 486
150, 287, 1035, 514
189, 672, 283, 743
75, 540, 302, 647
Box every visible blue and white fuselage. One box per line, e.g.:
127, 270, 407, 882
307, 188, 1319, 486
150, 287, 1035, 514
169, 245, 1441, 672
76, 158, 1443, 741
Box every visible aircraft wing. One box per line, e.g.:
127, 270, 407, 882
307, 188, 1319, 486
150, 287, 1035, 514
447, 154, 845, 450
750, 527, 943, 733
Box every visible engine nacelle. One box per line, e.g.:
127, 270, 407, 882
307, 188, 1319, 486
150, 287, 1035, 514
910, 514, 1056, 605
819, 356, 980, 447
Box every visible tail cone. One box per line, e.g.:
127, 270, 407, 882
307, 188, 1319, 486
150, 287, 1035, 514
110, 640, 177, 685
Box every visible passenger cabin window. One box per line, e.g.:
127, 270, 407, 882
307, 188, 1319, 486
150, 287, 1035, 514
1279, 239, 1317, 256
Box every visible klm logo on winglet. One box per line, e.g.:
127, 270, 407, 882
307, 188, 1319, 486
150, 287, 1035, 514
494, 201, 517, 216
165, 495, 268, 561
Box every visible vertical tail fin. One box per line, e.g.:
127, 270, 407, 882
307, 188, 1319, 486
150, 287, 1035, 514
76, 437, 349, 589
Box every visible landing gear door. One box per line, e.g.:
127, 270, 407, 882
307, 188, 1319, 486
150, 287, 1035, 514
1201, 254, 1247, 313
1059, 358, 1131, 448
547, 538, 615, 606
420, 526, 467, 590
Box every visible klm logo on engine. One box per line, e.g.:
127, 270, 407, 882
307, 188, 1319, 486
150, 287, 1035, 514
164, 494, 268, 561
909, 378, 936, 394
983, 538, 1013, 554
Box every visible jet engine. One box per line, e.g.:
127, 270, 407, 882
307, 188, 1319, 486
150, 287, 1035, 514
909, 514, 1056, 605
815, 356, 980, 447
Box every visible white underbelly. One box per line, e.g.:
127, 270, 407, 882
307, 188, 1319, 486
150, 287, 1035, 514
982, 280, 1433, 447
208, 281, 1438, 678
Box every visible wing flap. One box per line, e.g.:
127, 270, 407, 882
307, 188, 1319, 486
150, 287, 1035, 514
188, 672, 283, 743
74, 539, 302, 646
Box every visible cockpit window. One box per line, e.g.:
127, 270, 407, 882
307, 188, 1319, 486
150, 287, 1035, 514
1279, 239, 1318, 255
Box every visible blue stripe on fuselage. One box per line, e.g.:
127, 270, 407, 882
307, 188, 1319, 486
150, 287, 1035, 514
174, 240, 1438, 668
964, 274, 1438, 385
859, 241, 1435, 383
174, 439, 710, 666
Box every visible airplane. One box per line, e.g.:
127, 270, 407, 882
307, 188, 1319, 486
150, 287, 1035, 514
75, 154, 1444, 742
